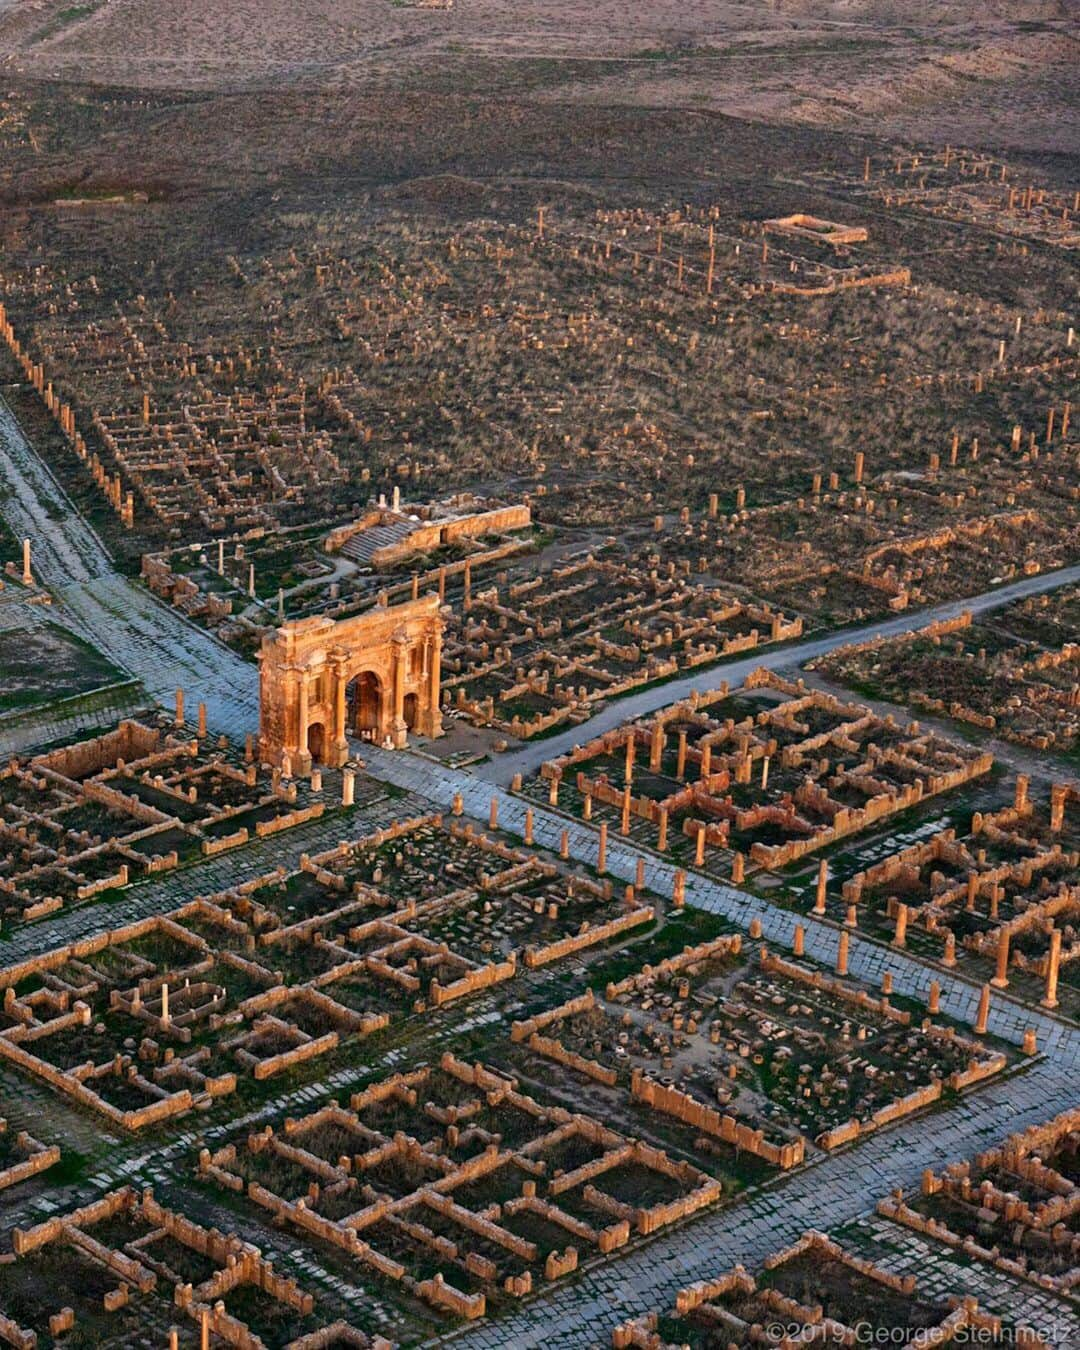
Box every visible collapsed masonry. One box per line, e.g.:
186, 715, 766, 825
815, 597, 1080, 754
838, 780, 1077, 1010
0, 715, 320, 924
511, 933, 1007, 1163
0, 813, 660, 1131
445, 553, 802, 740
0, 1185, 386, 1349
141, 491, 532, 652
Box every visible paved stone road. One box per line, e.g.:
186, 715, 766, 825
483, 562, 1080, 785
4, 392, 1079, 765
0, 683, 145, 757
440, 1052, 1078, 1348
362, 744, 1079, 1063
846, 1215, 1078, 1347
2, 394, 1079, 1347
0, 594, 147, 755
0, 394, 111, 587
0, 398, 259, 736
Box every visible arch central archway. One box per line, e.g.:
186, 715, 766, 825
348, 671, 383, 742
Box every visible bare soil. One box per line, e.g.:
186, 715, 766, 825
1, 1, 1077, 150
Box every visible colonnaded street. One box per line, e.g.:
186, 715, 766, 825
1, 394, 1078, 1347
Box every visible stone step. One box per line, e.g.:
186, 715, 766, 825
339, 519, 417, 565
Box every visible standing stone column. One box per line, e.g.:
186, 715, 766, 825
974, 984, 991, 1035
1049, 784, 1067, 832
1042, 929, 1062, 1009
813, 859, 828, 915
991, 928, 1011, 988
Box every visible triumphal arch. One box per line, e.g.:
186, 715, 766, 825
257, 595, 443, 774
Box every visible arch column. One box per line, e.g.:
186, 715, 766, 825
425, 628, 443, 738
294, 667, 313, 775
391, 630, 409, 748
329, 652, 349, 767
279, 665, 303, 776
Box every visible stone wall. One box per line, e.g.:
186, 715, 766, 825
629, 1069, 805, 1169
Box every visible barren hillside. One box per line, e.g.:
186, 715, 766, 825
1, 0, 1076, 148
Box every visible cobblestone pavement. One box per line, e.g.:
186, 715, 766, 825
0, 683, 146, 757
0, 398, 259, 735
0, 971, 507, 1346
51, 571, 259, 736
3, 398, 1079, 1346
4, 391, 1080, 765
0, 589, 146, 755
0, 394, 112, 587
363, 744, 1079, 1063
438, 1053, 1078, 1348
846, 1214, 1079, 1345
